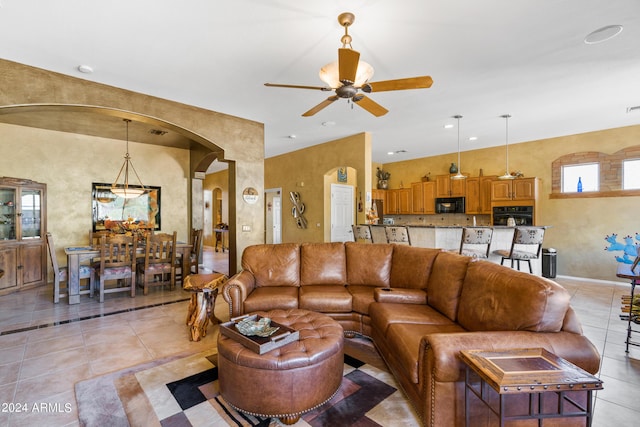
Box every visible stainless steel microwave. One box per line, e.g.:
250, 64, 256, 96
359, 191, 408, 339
435, 197, 465, 214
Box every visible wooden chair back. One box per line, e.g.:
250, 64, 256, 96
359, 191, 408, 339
46, 232, 94, 303
98, 234, 137, 270
138, 231, 177, 295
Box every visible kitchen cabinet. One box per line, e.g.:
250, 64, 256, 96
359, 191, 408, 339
466, 176, 496, 214
411, 181, 436, 214
491, 177, 538, 202
436, 174, 467, 197
0, 177, 47, 294
386, 188, 412, 214
372, 189, 386, 201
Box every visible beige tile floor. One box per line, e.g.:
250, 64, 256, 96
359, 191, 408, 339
0, 249, 638, 426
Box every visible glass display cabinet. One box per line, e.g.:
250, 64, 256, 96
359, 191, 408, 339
0, 177, 47, 294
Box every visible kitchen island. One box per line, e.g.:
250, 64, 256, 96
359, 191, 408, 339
368, 224, 548, 276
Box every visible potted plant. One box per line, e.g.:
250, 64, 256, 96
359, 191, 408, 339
376, 167, 390, 189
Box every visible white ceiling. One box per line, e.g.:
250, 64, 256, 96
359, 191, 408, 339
1, 0, 639, 170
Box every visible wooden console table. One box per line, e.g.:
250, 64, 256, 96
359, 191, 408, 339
460, 348, 602, 427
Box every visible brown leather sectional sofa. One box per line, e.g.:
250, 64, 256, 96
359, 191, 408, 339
222, 242, 601, 426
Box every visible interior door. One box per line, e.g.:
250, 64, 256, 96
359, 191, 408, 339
330, 184, 354, 242
272, 195, 281, 244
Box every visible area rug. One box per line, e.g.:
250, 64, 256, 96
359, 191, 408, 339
75, 349, 420, 426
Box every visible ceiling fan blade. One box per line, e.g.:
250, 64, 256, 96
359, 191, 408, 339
338, 48, 360, 85
302, 96, 340, 117
265, 83, 331, 91
353, 95, 389, 117
363, 76, 433, 93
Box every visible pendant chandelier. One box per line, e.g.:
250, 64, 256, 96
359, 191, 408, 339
111, 119, 147, 198
498, 114, 515, 180
451, 115, 466, 180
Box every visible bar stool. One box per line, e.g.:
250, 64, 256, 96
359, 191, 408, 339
617, 255, 640, 353
459, 227, 493, 258
385, 226, 411, 245
352, 224, 374, 243
493, 226, 545, 273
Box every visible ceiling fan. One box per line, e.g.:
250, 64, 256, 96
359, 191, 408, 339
264, 12, 433, 117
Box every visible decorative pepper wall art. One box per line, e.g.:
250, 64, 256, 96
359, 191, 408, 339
290, 191, 307, 229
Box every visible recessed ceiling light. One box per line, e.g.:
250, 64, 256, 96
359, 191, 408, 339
444, 124, 454, 129
387, 151, 394, 155
77, 64, 93, 74
287, 134, 297, 139
322, 121, 336, 126
584, 25, 623, 44
468, 136, 478, 141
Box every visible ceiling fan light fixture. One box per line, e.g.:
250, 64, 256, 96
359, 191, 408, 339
319, 59, 374, 88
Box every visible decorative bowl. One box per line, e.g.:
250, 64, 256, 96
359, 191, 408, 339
235, 317, 280, 337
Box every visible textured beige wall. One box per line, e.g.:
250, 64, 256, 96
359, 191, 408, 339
0, 123, 188, 264
265, 133, 371, 243
381, 125, 640, 281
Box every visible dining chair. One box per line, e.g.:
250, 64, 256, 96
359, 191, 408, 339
92, 234, 137, 303
89, 230, 111, 247
46, 232, 94, 303
385, 226, 411, 245
493, 226, 545, 273
176, 228, 203, 285
138, 231, 177, 295
459, 227, 493, 259
352, 224, 374, 243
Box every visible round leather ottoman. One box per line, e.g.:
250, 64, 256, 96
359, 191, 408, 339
217, 309, 344, 425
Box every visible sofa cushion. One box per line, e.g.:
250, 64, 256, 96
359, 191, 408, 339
384, 323, 467, 384
426, 251, 471, 321
242, 243, 300, 288
345, 242, 393, 287
369, 302, 457, 338
390, 245, 440, 289
374, 288, 427, 305
300, 242, 346, 286
457, 261, 571, 332
347, 285, 378, 315
243, 286, 299, 313
299, 285, 352, 312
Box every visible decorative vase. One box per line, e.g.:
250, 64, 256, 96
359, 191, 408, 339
377, 180, 388, 190
449, 163, 458, 174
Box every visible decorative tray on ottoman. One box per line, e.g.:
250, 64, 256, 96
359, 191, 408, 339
220, 314, 300, 354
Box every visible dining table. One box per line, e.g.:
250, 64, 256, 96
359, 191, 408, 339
64, 242, 193, 304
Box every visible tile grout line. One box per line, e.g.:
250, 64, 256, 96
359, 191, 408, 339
0, 298, 190, 336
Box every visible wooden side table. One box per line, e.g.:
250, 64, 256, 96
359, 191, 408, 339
460, 348, 602, 427
183, 273, 227, 341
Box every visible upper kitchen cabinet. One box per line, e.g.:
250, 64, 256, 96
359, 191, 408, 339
411, 181, 436, 214
387, 188, 412, 214
436, 174, 467, 197
0, 177, 47, 294
491, 177, 539, 202
466, 176, 496, 214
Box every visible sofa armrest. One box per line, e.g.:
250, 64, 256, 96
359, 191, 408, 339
420, 331, 601, 383
374, 288, 427, 304
222, 270, 256, 318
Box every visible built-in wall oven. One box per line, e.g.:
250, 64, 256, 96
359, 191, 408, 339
492, 205, 534, 226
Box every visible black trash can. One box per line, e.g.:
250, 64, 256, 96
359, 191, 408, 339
542, 248, 557, 278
